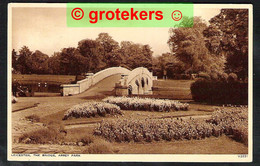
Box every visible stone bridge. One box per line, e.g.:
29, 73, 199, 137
61, 67, 156, 96
115, 67, 154, 95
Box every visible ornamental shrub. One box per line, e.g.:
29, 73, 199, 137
190, 79, 247, 104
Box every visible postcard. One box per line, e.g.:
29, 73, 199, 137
8, 3, 253, 162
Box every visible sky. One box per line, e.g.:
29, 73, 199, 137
12, 5, 221, 57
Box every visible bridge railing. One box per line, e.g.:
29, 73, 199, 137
61, 67, 130, 96
92, 67, 130, 85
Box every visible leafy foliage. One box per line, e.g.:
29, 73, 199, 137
167, 17, 226, 76
190, 78, 248, 104
15, 46, 33, 74
13, 33, 153, 75
203, 9, 248, 80
152, 52, 185, 78
120, 41, 153, 70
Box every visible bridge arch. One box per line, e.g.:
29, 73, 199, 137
126, 67, 153, 95
61, 66, 154, 96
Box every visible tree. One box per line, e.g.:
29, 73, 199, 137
203, 9, 248, 80
96, 33, 119, 54
30, 50, 49, 74
47, 52, 62, 75
78, 39, 105, 73
141, 44, 153, 70
16, 46, 33, 74
152, 53, 185, 78
120, 41, 153, 70
59, 47, 86, 75
12, 49, 18, 70
168, 17, 225, 75
95, 33, 123, 68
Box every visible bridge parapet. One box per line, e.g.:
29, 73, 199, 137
92, 67, 130, 85
61, 67, 130, 96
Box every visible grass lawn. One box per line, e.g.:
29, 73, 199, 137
154, 79, 194, 88
12, 74, 76, 84
114, 135, 248, 154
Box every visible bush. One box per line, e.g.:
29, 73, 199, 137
95, 118, 213, 142
190, 79, 248, 104
19, 128, 62, 144
86, 139, 114, 154
19, 120, 66, 144
207, 106, 248, 144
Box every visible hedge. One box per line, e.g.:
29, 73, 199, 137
190, 79, 248, 104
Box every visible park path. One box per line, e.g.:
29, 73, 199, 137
12, 74, 122, 143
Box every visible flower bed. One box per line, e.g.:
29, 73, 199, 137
207, 106, 248, 144
103, 96, 189, 112
63, 102, 122, 120
94, 107, 248, 144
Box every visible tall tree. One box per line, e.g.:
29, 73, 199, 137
59, 47, 86, 75
141, 44, 153, 70
95, 33, 123, 68
78, 39, 105, 73
168, 17, 225, 75
96, 33, 119, 54
120, 41, 153, 70
16, 46, 33, 74
30, 50, 49, 74
47, 52, 62, 75
203, 9, 248, 79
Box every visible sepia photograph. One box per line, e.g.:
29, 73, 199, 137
8, 3, 252, 162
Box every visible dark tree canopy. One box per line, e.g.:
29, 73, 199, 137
30, 50, 49, 74
16, 46, 33, 74
13, 33, 153, 75
120, 41, 153, 70
203, 9, 248, 79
